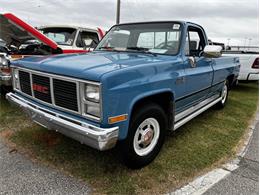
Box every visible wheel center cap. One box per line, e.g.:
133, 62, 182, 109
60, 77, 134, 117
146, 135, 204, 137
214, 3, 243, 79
142, 129, 154, 146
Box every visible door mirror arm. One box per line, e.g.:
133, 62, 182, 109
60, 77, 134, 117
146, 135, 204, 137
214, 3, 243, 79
199, 50, 204, 57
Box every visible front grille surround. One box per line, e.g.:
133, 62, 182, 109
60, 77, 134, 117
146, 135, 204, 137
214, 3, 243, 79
14, 68, 101, 122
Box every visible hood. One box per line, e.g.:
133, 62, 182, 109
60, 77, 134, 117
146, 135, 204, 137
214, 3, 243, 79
12, 51, 173, 81
0, 13, 58, 49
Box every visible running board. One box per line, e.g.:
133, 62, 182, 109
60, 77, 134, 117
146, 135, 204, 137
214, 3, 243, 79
174, 97, 222, 130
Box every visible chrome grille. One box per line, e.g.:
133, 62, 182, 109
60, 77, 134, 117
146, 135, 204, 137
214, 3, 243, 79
17, 69, 79, 114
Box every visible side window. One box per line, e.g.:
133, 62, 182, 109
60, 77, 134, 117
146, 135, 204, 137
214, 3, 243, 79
189, 31, 200, 51
76, 31, 99, 48
186, 27, 206, 57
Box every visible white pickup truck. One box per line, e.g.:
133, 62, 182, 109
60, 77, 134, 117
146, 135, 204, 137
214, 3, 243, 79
223, 51, 259, 81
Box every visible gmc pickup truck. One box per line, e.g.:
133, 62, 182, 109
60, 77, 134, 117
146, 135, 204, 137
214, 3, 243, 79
6, 21, 240, 168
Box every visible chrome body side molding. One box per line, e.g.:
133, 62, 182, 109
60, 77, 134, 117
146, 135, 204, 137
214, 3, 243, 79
173, 95, 222, 130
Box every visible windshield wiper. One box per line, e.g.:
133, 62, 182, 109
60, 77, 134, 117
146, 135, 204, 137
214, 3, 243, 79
126, 47, 157, 56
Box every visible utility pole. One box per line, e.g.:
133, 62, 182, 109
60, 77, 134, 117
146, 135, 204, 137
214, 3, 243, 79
116, 0, 121, 24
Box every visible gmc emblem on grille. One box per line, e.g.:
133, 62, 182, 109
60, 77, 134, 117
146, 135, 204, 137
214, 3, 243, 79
33, 84, 49, 94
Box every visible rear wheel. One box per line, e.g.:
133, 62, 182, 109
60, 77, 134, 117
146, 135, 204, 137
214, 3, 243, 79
120, 103, 167, 169
216, 80, 229, 108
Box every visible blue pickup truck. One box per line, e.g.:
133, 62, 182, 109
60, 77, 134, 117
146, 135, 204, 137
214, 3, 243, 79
6, 21, 240, 168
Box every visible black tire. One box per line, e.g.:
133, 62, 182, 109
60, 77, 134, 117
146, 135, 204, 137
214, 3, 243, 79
216, 80, 229, 109
120, 102, 167, 169
232, 79, 239, 88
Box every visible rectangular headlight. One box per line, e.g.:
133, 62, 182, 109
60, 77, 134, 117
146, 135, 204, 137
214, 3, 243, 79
84, 101, 100, 118
80, 82, 101, 120
85, 84, 100, 102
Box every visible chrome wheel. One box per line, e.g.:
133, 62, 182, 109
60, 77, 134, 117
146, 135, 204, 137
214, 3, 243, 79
133, 118, 160, 156
221, 83, 228, 104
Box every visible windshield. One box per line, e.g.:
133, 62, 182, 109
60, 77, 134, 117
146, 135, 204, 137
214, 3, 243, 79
95, 22, 182, 55
39, 27, 77, 46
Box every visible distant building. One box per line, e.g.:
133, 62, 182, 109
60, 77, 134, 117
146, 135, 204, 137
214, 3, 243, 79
226, 45, 259, 52
208, 39, 258, 52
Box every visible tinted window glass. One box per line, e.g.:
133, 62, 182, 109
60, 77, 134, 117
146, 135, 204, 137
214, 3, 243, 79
76, 31, 99, 48
96, 22, 182, 55
40, 27, 77, 46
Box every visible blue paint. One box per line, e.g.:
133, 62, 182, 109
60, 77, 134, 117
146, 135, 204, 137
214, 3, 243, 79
12, 21, 240, 140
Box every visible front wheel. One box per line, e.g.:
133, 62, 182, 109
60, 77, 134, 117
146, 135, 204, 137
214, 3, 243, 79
120, 103, 167, 169
216, 80, 229, 108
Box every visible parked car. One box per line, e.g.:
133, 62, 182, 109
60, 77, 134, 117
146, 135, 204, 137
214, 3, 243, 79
0, 13, 105, 93
223, 51, 258, 81
6, 21, 240, 168
37, 25, 104, 53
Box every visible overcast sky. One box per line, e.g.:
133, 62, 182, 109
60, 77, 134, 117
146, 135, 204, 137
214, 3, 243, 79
0, 0, 258, 46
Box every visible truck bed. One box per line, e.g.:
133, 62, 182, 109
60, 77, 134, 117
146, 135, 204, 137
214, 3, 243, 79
223, 51, 259, 81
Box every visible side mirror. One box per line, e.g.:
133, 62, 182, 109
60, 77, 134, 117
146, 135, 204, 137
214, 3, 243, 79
203, 45, 222, 58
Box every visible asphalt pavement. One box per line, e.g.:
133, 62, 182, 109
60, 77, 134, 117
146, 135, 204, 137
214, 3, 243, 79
203, 122, 259, 195
0, 139, 90, 195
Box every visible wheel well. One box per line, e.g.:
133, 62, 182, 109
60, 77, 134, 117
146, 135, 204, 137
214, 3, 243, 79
131, 92, 174, 130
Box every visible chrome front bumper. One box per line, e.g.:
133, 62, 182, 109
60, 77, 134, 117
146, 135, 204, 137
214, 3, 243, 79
6, 93, 119, 151
0, 73, 12, 86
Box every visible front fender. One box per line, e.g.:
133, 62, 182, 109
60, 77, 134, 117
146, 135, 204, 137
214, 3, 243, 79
102, 87, 175, 140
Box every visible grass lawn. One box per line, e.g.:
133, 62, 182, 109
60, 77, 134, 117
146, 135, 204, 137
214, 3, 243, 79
0, 82, 258, 194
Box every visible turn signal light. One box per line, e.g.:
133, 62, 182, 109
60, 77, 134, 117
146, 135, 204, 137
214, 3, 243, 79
108, 114, 128, 124
1, 67, 11, 74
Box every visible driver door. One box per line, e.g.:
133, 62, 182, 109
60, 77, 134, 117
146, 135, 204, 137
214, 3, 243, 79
182, 25, 214, 109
